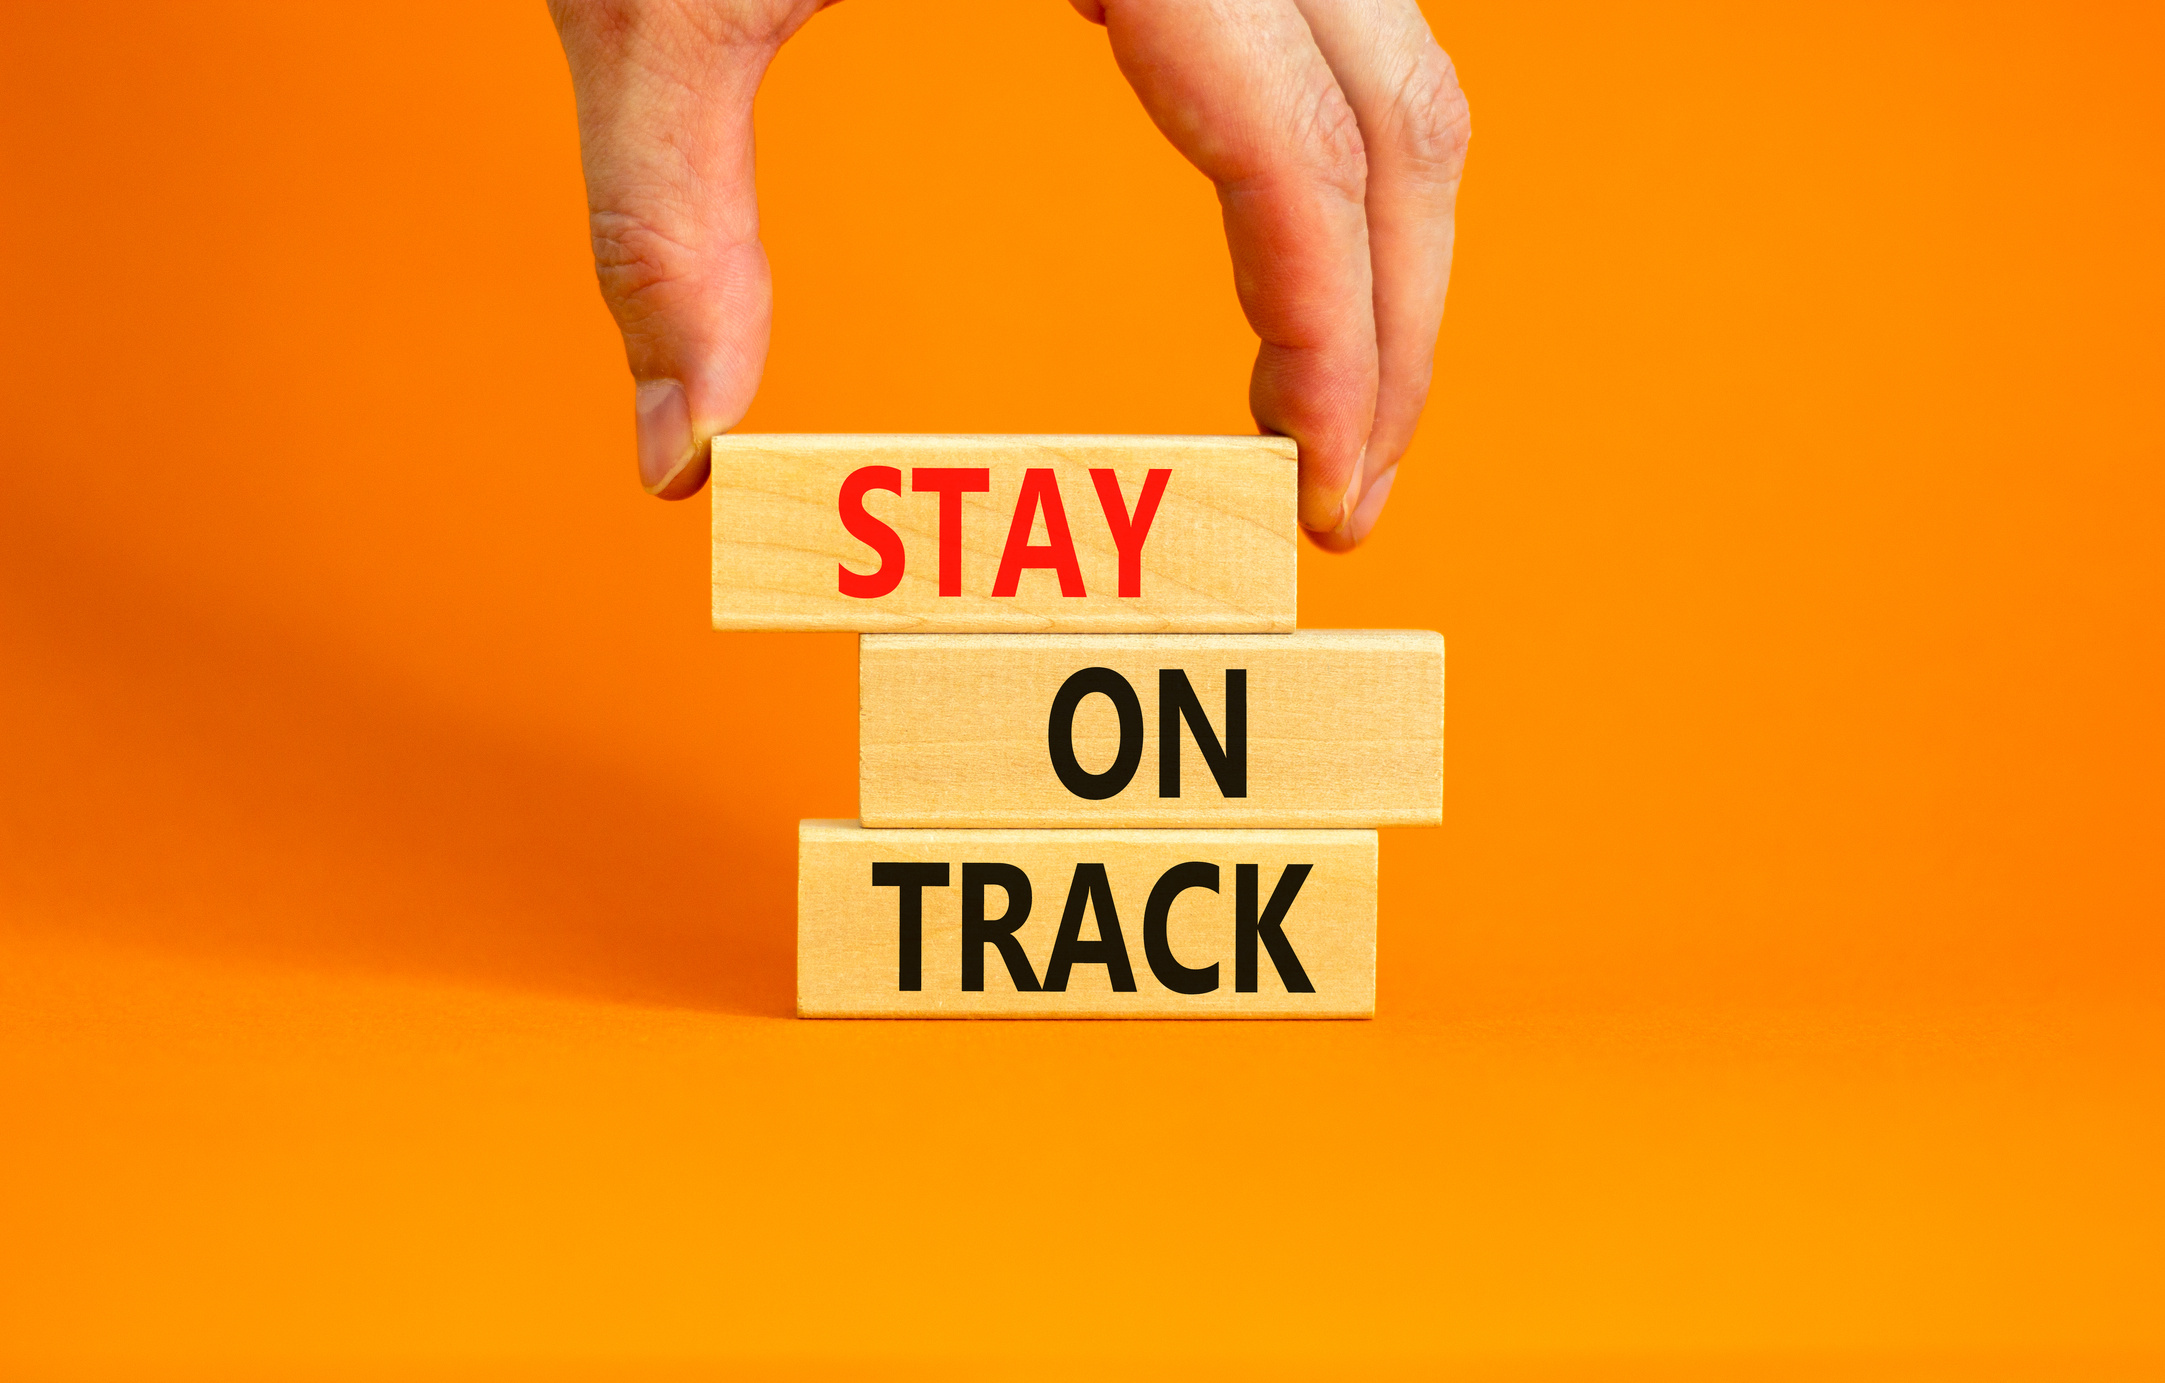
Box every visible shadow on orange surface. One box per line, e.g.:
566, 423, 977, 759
0, 532, 795, 1017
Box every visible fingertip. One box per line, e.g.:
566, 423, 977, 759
1298, 486, 1351, 537
1252, 347, 1375, 536
1293, 443, 1363, 537
1300, 461, 1396, 553
645, 449, 711, 500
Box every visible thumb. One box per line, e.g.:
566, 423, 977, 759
550, 2, 821, 498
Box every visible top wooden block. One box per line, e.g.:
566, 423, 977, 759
710, 435, 1297, 632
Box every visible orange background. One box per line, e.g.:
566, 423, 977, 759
3, 0, 2161, 1376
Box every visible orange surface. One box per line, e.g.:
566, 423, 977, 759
2, 0, 2161, 1376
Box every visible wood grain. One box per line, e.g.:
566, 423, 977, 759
711, 435, 1296, 632
798, 820, 1375, 1018
859, 630, 1444, 828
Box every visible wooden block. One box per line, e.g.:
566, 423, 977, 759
859, 630, 1444, 828
797, 820, 1375, 1018
711, 435, 1296, 632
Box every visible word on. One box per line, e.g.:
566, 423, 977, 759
858, 631, 1446, 828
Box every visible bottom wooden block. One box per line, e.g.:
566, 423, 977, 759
798, 820, 1376, 1018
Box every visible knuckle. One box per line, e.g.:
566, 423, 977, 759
586, 208, 697, 321
1298, 80, 1370, 205
549, 0, 638, 47
555, 0, 773, 47
1391, 43, 1472, 180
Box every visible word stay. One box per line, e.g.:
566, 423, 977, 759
712, 435, 1296, 632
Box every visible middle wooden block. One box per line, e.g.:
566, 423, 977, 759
860, 630, 1445, 828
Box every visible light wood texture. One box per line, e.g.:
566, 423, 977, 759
859, 630, 1444, 828
798, 820, 1375, 1018
711, 435, 1297, 631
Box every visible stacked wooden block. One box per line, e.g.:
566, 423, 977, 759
711, 436, 1444, 1018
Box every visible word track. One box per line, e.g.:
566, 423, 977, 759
798, 822, 1376, 1018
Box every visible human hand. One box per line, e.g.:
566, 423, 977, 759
548, 0, 1468, 550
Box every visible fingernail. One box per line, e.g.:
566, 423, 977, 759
635, 379, 694, 494
1345, 463, 1398, 544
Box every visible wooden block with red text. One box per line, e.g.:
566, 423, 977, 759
798, 820, 1375, 1018
711, 435, 1297, 632
859, 631, 1444, 828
